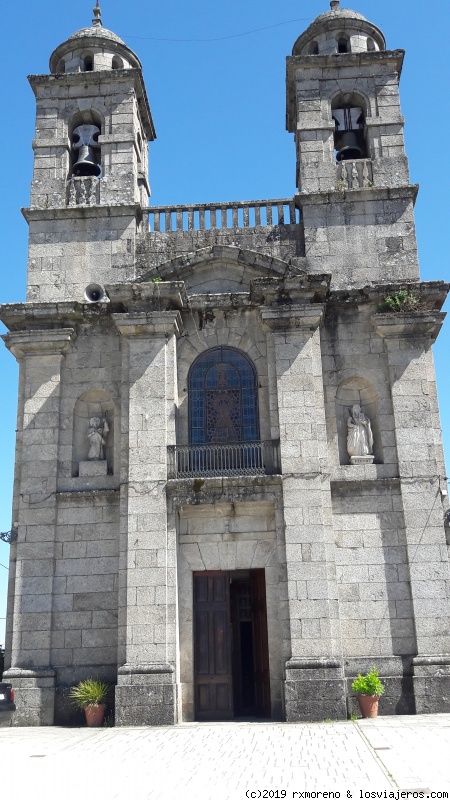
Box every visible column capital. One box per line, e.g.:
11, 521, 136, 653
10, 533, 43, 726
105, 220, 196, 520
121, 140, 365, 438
260, 303, 325, 332
2, 328, 76, 360
373, 311, 446, 344
112, 311, 183, 339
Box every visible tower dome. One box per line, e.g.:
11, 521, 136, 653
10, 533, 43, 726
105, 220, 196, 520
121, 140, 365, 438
49, 2, 142, 74
292, 0, 386, 57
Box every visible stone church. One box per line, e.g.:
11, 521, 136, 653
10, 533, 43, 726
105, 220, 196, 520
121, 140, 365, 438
2, 0, 450, 726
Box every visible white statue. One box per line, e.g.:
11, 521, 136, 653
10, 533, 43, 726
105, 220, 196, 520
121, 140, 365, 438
347, 404, 373, 459
87, 415, 109, 460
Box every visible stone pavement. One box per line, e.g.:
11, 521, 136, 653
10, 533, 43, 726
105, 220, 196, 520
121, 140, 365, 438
1, 715, 450, 800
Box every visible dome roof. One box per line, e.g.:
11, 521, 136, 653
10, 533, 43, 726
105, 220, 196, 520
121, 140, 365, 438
292, 2, 386, 56
67, 26, 126, 45
314, 8, 368, 23
49, 15, 142, 74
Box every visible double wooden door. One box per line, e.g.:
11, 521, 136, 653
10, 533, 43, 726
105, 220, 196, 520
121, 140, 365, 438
193, 570, 271, 721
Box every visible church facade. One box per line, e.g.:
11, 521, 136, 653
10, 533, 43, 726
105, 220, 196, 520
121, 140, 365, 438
2, 1, 450, 726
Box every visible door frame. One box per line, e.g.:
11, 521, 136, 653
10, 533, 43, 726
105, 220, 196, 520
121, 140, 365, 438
193, 569, 271, 721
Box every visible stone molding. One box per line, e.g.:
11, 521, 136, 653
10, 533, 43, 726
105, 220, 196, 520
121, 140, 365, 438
112, 311, 183, 339
106, 281, 187, 311
0, 301, 84, 330
2, 328, 76, 359
296, 184, 419, 206
260, 303, 325, 332
374, 311, 446, 343
118, 663, 175, 676
2, 668, 55, 679
22, 204, 143, 222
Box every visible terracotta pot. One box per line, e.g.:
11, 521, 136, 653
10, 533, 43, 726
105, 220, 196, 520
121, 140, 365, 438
357, 695, 379, 718
84, 703, 106, 727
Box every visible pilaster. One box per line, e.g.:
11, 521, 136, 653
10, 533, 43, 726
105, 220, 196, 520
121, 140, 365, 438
112, 311, 182, 725
375, 311, 450, 712
262, 304, 346, 720
1, 328, 76, 725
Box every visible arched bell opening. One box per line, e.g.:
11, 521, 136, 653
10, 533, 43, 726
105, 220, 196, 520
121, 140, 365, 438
332, 94, 368, 163
308, 40, 319, 55
81, 51, 94, 72
112, 55, 124, 69
69, 111, 102, 178
337, 34, 350, 54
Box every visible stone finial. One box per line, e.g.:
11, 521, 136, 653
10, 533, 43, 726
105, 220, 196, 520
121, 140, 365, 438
330, 0, 340, 9
92, 1, 102, 27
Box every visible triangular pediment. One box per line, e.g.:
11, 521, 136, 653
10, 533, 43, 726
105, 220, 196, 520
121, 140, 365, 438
139, 245, 305, 295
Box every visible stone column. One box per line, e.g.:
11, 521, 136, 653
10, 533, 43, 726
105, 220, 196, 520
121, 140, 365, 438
375, 311, 450, 712
2, 328, 76, 725
261, 305, 346, 721
113, 311, 182, 725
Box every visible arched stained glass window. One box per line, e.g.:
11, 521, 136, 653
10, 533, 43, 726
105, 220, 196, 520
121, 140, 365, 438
189, 347, 259, 445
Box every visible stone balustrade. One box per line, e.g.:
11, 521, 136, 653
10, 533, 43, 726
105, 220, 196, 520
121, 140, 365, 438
336, 158, 373, 190
148, 198, 299, 233
67, 176, 100, 206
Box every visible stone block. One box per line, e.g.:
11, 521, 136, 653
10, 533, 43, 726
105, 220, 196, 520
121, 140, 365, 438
78, 460, 108, 477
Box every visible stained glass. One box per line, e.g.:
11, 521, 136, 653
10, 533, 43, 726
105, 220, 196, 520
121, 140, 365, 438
189, 347, 259, 444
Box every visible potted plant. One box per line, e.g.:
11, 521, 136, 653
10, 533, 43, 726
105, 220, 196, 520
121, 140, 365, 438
69, 679, 111, 727
351, 667, 385, 718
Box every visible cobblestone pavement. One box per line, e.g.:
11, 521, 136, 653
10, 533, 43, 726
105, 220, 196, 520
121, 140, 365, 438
1, 716, 450, 799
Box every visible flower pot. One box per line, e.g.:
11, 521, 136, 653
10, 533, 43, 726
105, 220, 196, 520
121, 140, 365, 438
357, 695, 379, 718
84, 703, 106, 727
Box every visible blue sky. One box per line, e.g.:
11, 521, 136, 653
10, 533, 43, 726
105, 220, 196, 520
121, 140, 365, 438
0, 0, 449, 647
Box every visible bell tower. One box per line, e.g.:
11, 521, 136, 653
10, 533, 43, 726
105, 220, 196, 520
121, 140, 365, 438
286, 0, 417, 288
26, 2, 155, 302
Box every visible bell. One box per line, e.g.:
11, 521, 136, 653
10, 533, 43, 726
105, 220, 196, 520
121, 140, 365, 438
72, 124, 101, 177
335, 131, 364, 162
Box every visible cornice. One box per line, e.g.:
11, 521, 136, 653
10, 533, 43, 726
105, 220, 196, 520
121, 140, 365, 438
112, 311, 183, 338
2, 328, 76, 359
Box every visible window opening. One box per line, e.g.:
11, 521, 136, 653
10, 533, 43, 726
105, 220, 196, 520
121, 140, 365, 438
189, 347, 259, 445
337, 36, 349, 53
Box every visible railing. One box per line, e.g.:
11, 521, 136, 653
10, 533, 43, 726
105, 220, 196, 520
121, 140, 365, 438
67, 176, 100, 206
148, 199, 299, 233
336, 159, 373, 190
167, 440, 281, 479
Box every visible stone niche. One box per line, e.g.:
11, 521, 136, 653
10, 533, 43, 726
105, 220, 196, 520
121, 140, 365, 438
335, 377, 383, 466
72, 388, 115, 477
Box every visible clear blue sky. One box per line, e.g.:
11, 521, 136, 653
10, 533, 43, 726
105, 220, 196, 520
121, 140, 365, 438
1, 0, 449, 647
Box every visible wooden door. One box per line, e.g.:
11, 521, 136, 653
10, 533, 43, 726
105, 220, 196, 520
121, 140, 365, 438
193, 572, 233, 720
251, 569, 271, 718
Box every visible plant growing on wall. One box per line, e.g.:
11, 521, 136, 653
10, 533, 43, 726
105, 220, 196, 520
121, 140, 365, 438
378, 288, 420, 312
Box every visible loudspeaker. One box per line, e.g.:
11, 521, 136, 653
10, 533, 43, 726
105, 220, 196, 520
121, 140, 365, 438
84, 283, 108, 303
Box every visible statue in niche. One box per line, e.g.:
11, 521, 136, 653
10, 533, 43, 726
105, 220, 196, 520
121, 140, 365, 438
87, 415, 109, 460
347, 404, 373, 460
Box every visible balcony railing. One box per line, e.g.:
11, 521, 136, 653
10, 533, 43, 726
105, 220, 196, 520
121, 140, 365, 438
167, 441, 281, 479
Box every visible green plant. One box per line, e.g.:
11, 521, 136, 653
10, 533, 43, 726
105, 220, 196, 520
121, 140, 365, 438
69, 679, 110, 709
378, 289, 420, 313
151, 276, 162, 282
351, 667, 385, 697
349, 713, 358, 721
